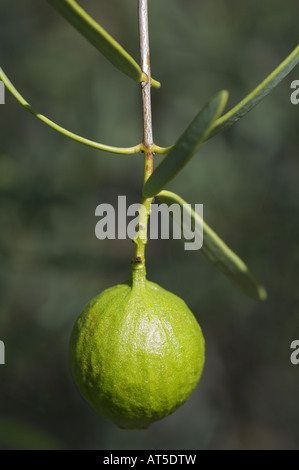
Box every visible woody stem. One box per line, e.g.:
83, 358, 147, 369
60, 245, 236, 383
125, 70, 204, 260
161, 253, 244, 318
132, 0, 154, 283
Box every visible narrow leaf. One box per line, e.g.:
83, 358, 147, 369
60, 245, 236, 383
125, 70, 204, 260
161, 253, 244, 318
46, 0, 160, 87
143, 90, 228, 198
0, 67, 142, 155
209, 45, 299, 139
157, 190, 267, 301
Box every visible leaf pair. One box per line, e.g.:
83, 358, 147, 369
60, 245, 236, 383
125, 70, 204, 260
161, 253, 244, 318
144, 44, 299, 197
1, 45, 298, 158
142, 90, 250, 297
149, 113, 267, 298
144, 93, 266, 300
141, 45, 299, 300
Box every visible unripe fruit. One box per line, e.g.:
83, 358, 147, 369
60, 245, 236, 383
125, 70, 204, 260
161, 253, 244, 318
69, 276, 205, 429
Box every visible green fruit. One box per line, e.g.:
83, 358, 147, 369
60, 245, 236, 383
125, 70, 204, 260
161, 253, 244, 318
69, 275, 205, 429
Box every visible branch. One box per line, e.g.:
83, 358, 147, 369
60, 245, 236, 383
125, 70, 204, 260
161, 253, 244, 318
131, 0, 155, 281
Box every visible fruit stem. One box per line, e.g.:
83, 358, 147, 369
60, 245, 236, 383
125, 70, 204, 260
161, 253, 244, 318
132, 0, 155, 284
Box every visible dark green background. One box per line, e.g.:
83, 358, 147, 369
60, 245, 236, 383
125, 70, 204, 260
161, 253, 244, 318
0, 0, 298, 450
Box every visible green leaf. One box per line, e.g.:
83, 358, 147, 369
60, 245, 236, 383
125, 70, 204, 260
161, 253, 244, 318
143, 90, 228, 198
208, 45, 299, 139
157, 190, 267, 301
0, 67, 142, 155
46, 0, 160, 87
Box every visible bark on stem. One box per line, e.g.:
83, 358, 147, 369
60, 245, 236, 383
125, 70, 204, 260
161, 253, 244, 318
132, 0, 154, 283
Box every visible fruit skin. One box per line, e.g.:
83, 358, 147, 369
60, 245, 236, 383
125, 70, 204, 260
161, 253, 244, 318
69, 278, 205, 429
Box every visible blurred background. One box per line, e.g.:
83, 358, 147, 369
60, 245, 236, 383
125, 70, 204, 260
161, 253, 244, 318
0, 0, 299, 450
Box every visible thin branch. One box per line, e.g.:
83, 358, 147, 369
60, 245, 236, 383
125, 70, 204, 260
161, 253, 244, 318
138, 0, 153, 150
132, 0, 155, 281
